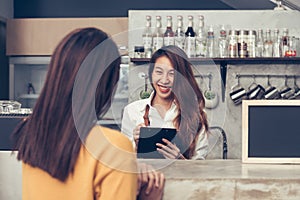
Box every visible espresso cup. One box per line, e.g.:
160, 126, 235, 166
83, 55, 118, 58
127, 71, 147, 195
229, 87, 247, 105
247, 84, 265, 100
264, 86, 280, 100
279, 86, 294, 99
293, 89, 300, 99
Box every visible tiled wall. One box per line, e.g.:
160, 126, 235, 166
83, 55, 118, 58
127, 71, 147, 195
128, 10, 300, 159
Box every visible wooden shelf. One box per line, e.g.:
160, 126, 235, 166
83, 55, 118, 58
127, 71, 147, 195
18, 94, 39, 99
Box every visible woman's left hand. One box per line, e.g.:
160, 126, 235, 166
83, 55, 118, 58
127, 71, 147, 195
156, 138, 185, 159
137, 163, 165, 200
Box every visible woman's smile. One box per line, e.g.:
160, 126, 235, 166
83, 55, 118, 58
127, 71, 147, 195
157, 84, 172, 93
152, 56, 175, 99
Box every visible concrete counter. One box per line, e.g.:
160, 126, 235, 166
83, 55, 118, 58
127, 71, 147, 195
2, 153, 300, 200
139, 159, 300, 200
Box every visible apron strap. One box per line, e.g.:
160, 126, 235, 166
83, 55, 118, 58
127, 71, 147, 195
143, 104, 150, 126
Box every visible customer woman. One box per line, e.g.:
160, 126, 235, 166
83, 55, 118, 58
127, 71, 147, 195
11, 27, 164, 200
122, 45, 209, 160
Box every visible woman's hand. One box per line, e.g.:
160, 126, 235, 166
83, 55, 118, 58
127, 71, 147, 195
133, 123, 146, 147
137, 163, 165, 200
156, 138, 186, 159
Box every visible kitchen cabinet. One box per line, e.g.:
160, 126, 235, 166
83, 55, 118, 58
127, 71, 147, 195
6, 18, 128, 55
8, 56, 129, 128
7, 18, 130, 128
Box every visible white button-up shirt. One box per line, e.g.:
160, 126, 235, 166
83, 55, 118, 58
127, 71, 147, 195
121, 93, 209, 160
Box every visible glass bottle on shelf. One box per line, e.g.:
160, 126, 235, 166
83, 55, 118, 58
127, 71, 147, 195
142, 15, 153, 58
263, 29, 273, 57
164, 16, 175, 46
256, 29, 264, 57
248, 30, 256, 58
228, 30, 238, 58
195, 15, 207, 57
281, 28, 290, 57
238, 30, 249, 58
153, 15, 164, 53
218, 25, 228, 58
206, 25, 216, 58
184, 15, 196, 58
273, 29, 281, 57
174, 15, 185, 50
287, 36, 297, 57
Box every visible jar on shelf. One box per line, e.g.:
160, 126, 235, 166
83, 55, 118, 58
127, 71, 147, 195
228, 30, 238, 58
134, 46, 145, 58
238, 30, 249, 58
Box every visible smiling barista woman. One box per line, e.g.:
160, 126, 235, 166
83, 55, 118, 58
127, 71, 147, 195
122, 45, 209, 160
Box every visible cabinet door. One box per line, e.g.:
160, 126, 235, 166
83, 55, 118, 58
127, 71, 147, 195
6, 18, 128, 55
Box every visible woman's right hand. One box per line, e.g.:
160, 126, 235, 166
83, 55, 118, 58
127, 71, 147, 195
133, 123, 146, 147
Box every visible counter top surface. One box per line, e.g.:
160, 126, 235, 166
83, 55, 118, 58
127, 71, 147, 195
138, 159, 300, 180
138, 159, 300, 199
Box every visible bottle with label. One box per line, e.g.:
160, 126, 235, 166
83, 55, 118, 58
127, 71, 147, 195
184, 15, 196, 58
174, 15, 185, 50
218, 25, 228, 58
164, 16, 175, 46
142, 15, 153, 58
256, 29, 264, 57
228, 30, 238, 58
263, 29, 273, 57
206, 26, 216, 58
195, 15, 207, 57
153, 16, 164, 53
281, 28, 290, 57
287, 36, 297, 57
248, 30, 256, 57
238, 30, 249, 58
273, 29, 281, 57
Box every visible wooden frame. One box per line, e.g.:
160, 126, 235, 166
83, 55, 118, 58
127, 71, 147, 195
242, 100, 300, 164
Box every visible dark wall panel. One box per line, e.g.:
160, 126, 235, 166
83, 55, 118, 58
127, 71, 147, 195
0, 20, 8, 100
14, 0, 232, 18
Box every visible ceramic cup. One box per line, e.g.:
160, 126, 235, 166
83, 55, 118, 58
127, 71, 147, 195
247, 84, 265, 100
264, 86, 280, 99
279, 76, 294, 99
230, 87, 247, 105
264, 76, 280, 100
229, 75, 247, 105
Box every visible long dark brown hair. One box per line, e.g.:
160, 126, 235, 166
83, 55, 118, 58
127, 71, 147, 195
149, 45, 208, 158
11, 27, 121, 181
